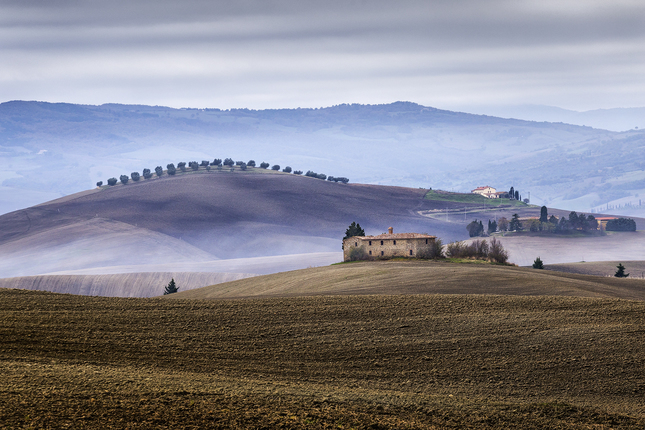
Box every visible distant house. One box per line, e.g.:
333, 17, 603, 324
343, 227, 436, 261
471, 186, 498, 199
494, 191, 510, 199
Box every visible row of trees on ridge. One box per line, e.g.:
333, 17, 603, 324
98, 158, 349, 187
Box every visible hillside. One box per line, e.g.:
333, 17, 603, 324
1, 170, 644, 298
171, 259, 645, 301
2, 288, 644, 428
2, 100, 644, 216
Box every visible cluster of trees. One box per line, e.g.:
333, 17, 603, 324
466, 206, 629, 237
102, 158, 350, 187
606, 218, 637, 231
507, 186, 527, 203
445, 238, 509, 264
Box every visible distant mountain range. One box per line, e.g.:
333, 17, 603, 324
1, 100, 644, 215
458, 104, 645, 133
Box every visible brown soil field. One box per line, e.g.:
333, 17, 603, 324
170, 260, 645, 301
2, 287, 645, 429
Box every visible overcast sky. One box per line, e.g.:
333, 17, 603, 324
1, 0, 644, 111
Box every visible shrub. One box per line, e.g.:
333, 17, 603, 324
107, 177, 117, 186
317, 173, 327, 180
327, 175, 334, 181
155, 166, 163, 177
247, 160, 256, 167
260, 162, 270, 169
166, 163, 176, 175
235, 161, 244, 166
271, 164, 280, 171
200, 160, 210, 167
142, 168, 152, 179
488, 237, 508, 263
131, 172, 140, 181
223, 158, 234, 167
239, 162, 247, 171
119, 175, 129, 185
177, 162, 187, 172
468, 239, 489, 258
283, 166, 292, 173
293, 170, 303, 175
189, 161, 199, 171
211, 158, 222, 166
533, 257, 544, 269
348, 246, 369, 261
96, 181, 103, 187
445, 241, 465, 258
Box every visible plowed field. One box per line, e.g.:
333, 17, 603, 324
2, 288, 645, 429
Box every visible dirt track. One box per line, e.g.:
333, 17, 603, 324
2, 288, 645, 429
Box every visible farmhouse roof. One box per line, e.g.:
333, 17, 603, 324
364, 232, 436, 240
472, 185, 494, 191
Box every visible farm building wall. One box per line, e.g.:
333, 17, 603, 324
343, 235, 436, 261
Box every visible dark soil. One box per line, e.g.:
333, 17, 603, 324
2, 288, 644, 429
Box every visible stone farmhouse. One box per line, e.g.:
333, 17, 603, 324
343, 227, 436, 261
471, 185, 498, 199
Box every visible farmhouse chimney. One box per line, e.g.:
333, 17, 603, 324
388, 227, 393, 234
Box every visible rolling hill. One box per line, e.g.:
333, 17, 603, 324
2, 100, 645, 216
169, 259, 645, 301
1, 170, 644, 296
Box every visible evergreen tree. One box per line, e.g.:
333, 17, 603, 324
540, 206, 548, 223
488, 219, 497, 234
163, 278, 179, 295
532, 257, 544, 269
467, 220, 484, 237
515, 190, 519, 201
343, 222, 365, 239
549, 215, 558, 224
614, 263, 629, 278
509, 213, 522, 231
509, 186, 514, 199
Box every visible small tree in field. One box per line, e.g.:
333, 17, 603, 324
155, 166, 163, 177
271, 164, 280, 171
107, 177, 117, 186
167, 163, 176, 175
532, 257, 544, 269
260, 162, 270, 169
283, 166, 292, 173
164, 278, 179, 295
247, 160, 256, 167
131, 171, 140, 181
488, 237, 508, 263
120, 175, 129, 184
96, 181, 103, 187
614, 263, 629, 278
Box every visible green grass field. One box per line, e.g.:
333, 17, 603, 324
424, 189, 528, 207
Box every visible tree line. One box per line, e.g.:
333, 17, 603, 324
99, 158, 349, 187
467, 206, 636, 237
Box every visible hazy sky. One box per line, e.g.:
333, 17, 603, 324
1, 0, 644, 110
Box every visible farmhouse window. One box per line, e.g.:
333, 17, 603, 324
355, 242, 357, 246
381, 251, 384, 256
410, 250, 413, 255
369, 251, 372, 255
380, 240, 383, 245
369, 240, 372, 246
425, 239, 428, 244
393, 240, 397, 245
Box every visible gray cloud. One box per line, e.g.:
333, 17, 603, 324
0, 0, 644, 110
